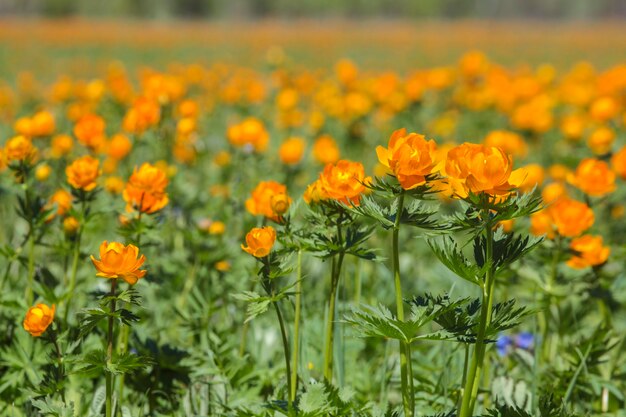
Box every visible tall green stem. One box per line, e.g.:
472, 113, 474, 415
323, 251, 345, 381
392, 192, 414, 417
459, 210, 495, 417
64, 198, 87, 323
290, 249, 302, 403
26, 228, 35, 305
273, 301, 292, 408
106, 279, 118, 417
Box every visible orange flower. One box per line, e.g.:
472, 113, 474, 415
23, 303, 55, 337
48, 189, 73, 217
50, 134, 73, 158
530, 209, 555, 239
611, 145, 626, 179
90, 241, 147, 285
4, 135, 37, 163
241, 226, 276, 258
312, 134, 340, 164
66, 155, 100, 191
35, 163, 51, 181
104, 176, 125, 194
63, 216, 79, 236
30, 110, 56, 137
541, 182, 567, 204
376, 128, 437, 190
445, 143, 519, 198
589, 96, 619, 122
107, 134, 132, 160
566, 235, 610, 269
245, 181, 291, 220
587, 127, 615, 155
226, 117, 269, 152
278, 137, 306, 165
568, 158, 616, 197
122, 97, 161, 134
123, 163, 169, 214
270, 193, 291, 216
550, 197, 594, 237
483, 130, 527, 158
74, 113, 106, 150
303, 179, 327, 204
318, 160, 370, 205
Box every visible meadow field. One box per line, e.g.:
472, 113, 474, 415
1, 19, 626, 417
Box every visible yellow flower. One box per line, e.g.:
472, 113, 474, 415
90, 241, 147, 285
317, 160, 370, 206
241, 226, 276, 258
63, 216, 79, 237
245, 181, 291, 220
23, 304, 55, 337
66, 155, 101, 191
5, 135, 37, 163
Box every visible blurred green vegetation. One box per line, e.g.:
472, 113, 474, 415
1, 0, 625, 19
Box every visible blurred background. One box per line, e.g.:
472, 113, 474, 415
0, 0, 625, 79
1, 0, 626, 19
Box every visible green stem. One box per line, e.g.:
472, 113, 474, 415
273, 301, 292, 409
563, 342, 593, 405
26, 227, 35, 305
323, 252, 345, 381
290, 249, 302, 403
106, 280, 118, 417
459, 211, 495, 417
64, 197, 87, 324
52, 334, 66, 403
392, 192, 413, 417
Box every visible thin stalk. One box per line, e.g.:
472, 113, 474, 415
392, 192, 413, 417
106, 279, 118, 417
273, 301, 292, 409
459, 211, 495, 417
64, 198, 87, 324
26, 227, 35, 305
323, 251, 345, 381
563, 342, 593, 405
52, 335, 66, 402
290, 249, 302, 403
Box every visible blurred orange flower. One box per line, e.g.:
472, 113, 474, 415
123, 163, 169, 214
279, 137, 306, 165
312, 134, 340, 165
569, 158, 615, 197
245, 180, 291, 220
566, 235, 610, 269
66, 155, 100, 191
318, 160, 370, 206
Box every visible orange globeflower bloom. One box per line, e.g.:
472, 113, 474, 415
279, 137, 306, 165
611, 145, 626, 179
23, 303, 55, 337
569, 158, 616, 197
566, 235, 610, 269
104, 176, 125, 195
30, 110, 55, 137
4, 135, 36, 163
312, 134, 340, 164
50, 134, 74, 158
227, 117, 269, 152
549, 197, 594, 237
541, 182, 568, 204
376, 128, 437, 190
241, 226, 276, 258
530, 209, 555, 239
123, 163, 169, 214
245, 181, 291, 220
122, 97, 161, 135
589, 96, 619, 122
587, 127, 615, 155
318, 160, 370, 206
107, 134, 132, 160
48, 189, 73, 216
445, 143, 520, 198
91, 241, 147, 285
74, 113, 106, 150
66, 155, 100, 191
483, 130, 528, 158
